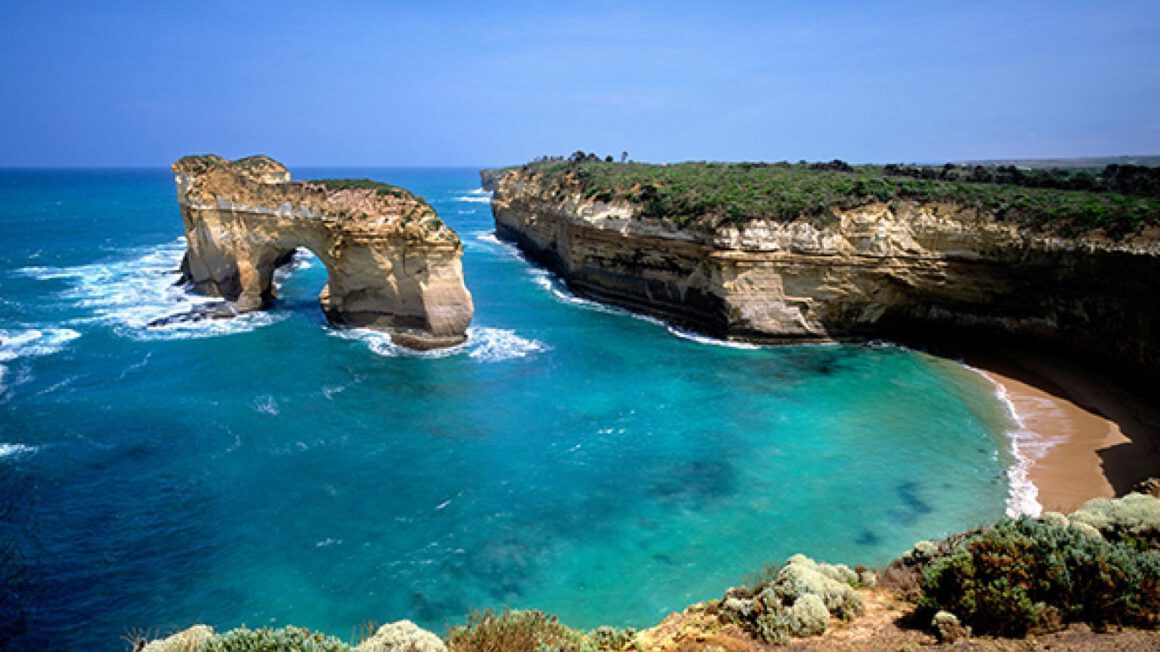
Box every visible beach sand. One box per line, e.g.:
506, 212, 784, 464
970, 351, 1160, 514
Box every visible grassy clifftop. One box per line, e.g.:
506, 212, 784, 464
509, 157, 1160, 235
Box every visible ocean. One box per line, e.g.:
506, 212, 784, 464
0, 167, 1016, 650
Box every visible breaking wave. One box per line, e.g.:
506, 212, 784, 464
0, 443, 38, 461
0, 327, 81, 392
508, 242, 764, 351
329, 325, 547, 363
454, 188, 493, 204
0, 328, 81, 364
965, 366, 1061, 518
16, 239, 286, 340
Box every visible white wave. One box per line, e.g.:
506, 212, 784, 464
253, 395, 280, 416
454, 195, 492, 204
329, 325, 547, 363
0, 328, 81, 364
965, 366, 1059, 518
527, 264, 764, 349
273, 251, 316, 284
665, 325, 762, 350
0, 443, 37, 460
476, 229, 765, 350
17, 239, 286, 340
468, 327, 547, 362
471, 231, 524, 257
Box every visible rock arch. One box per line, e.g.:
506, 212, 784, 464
172, 155, 473, 349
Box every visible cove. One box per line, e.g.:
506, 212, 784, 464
0, 168, 1011, 650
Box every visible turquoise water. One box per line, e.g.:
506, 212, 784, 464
0, 168, 1013, 650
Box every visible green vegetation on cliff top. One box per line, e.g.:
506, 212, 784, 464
517, 157, 1160, 235
309, 177, 420, 201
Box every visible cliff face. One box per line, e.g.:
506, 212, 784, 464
488, 167, 1160, 376
173, 155, 473, 349
479, 167, 507, 193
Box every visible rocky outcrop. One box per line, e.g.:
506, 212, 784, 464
173, 156, 473, 349
479, 167, 507, 193
488, 167, 1160, 379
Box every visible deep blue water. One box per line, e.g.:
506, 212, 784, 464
0, 168, 1013, 650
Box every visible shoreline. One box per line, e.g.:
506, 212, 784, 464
966, 350, 1160, 514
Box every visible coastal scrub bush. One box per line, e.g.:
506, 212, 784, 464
525, 158, 1160, 234
355, 620, 446, 652
445, 609, 634, 652
719, 554, 869, 644
1070, 493, 1160, 549
918, 517, 1160, 636
202, 626, 351, 652
310, 178, 420, 202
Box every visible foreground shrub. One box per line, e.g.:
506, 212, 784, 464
1071, 493, 1160, 549
718, 554, 870, 643
918, 517, 1160, 636
356, 620, 446, 651
200, 626, 351, 652
142, 625, 352, 652
445, 609, 634, 652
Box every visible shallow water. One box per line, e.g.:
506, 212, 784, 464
0, 168, 1013, 650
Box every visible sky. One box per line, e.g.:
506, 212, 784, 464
2, 1, 1159, 167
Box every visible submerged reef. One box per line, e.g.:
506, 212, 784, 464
171, 155, 474, 349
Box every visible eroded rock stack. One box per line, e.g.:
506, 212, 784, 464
173, 155, 473, 349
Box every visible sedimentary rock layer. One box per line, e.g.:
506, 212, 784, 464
489, 167, 1160, 378
173, 155, 473, 349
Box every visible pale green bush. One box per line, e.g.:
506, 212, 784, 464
772, 555, 864, 620
719, 554, 867, 644
787, 593, 829, 636
203, 626, 350, 652
355, 620, 445, 652
1070, 493, 1160, 547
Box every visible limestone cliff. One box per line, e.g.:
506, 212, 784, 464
479, 167, 507, 193
173, 155, 473, 349
488, 166, 1160, 378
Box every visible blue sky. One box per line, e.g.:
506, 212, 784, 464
2, 1, 1158, 166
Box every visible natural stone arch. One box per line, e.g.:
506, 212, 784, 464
172, 155, 473, 349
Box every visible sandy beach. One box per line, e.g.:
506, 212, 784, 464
970, 351, 1160, 514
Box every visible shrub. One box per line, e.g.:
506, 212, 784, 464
140, 625, 214, 652
1070, 493, 1160, 549
930, 611, 969, 643
203, 626, 351, 652
355, 620, 446, 652
522, 158, 1160, 235
787, 593, 829, 636
772, 554, 864, 620
718, 554, 867, 643
918, 517, 1160, 636
445, 609, 633, 652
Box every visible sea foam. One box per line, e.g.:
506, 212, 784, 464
0, 328, 81, 364
329, 325, 547, 363
453, 187, 493, 204
17, 239, 286, 340
965, 366, 1057, 518
0, 327, 82, 393
0, 443, 38, 461
476, 230, 764, 351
